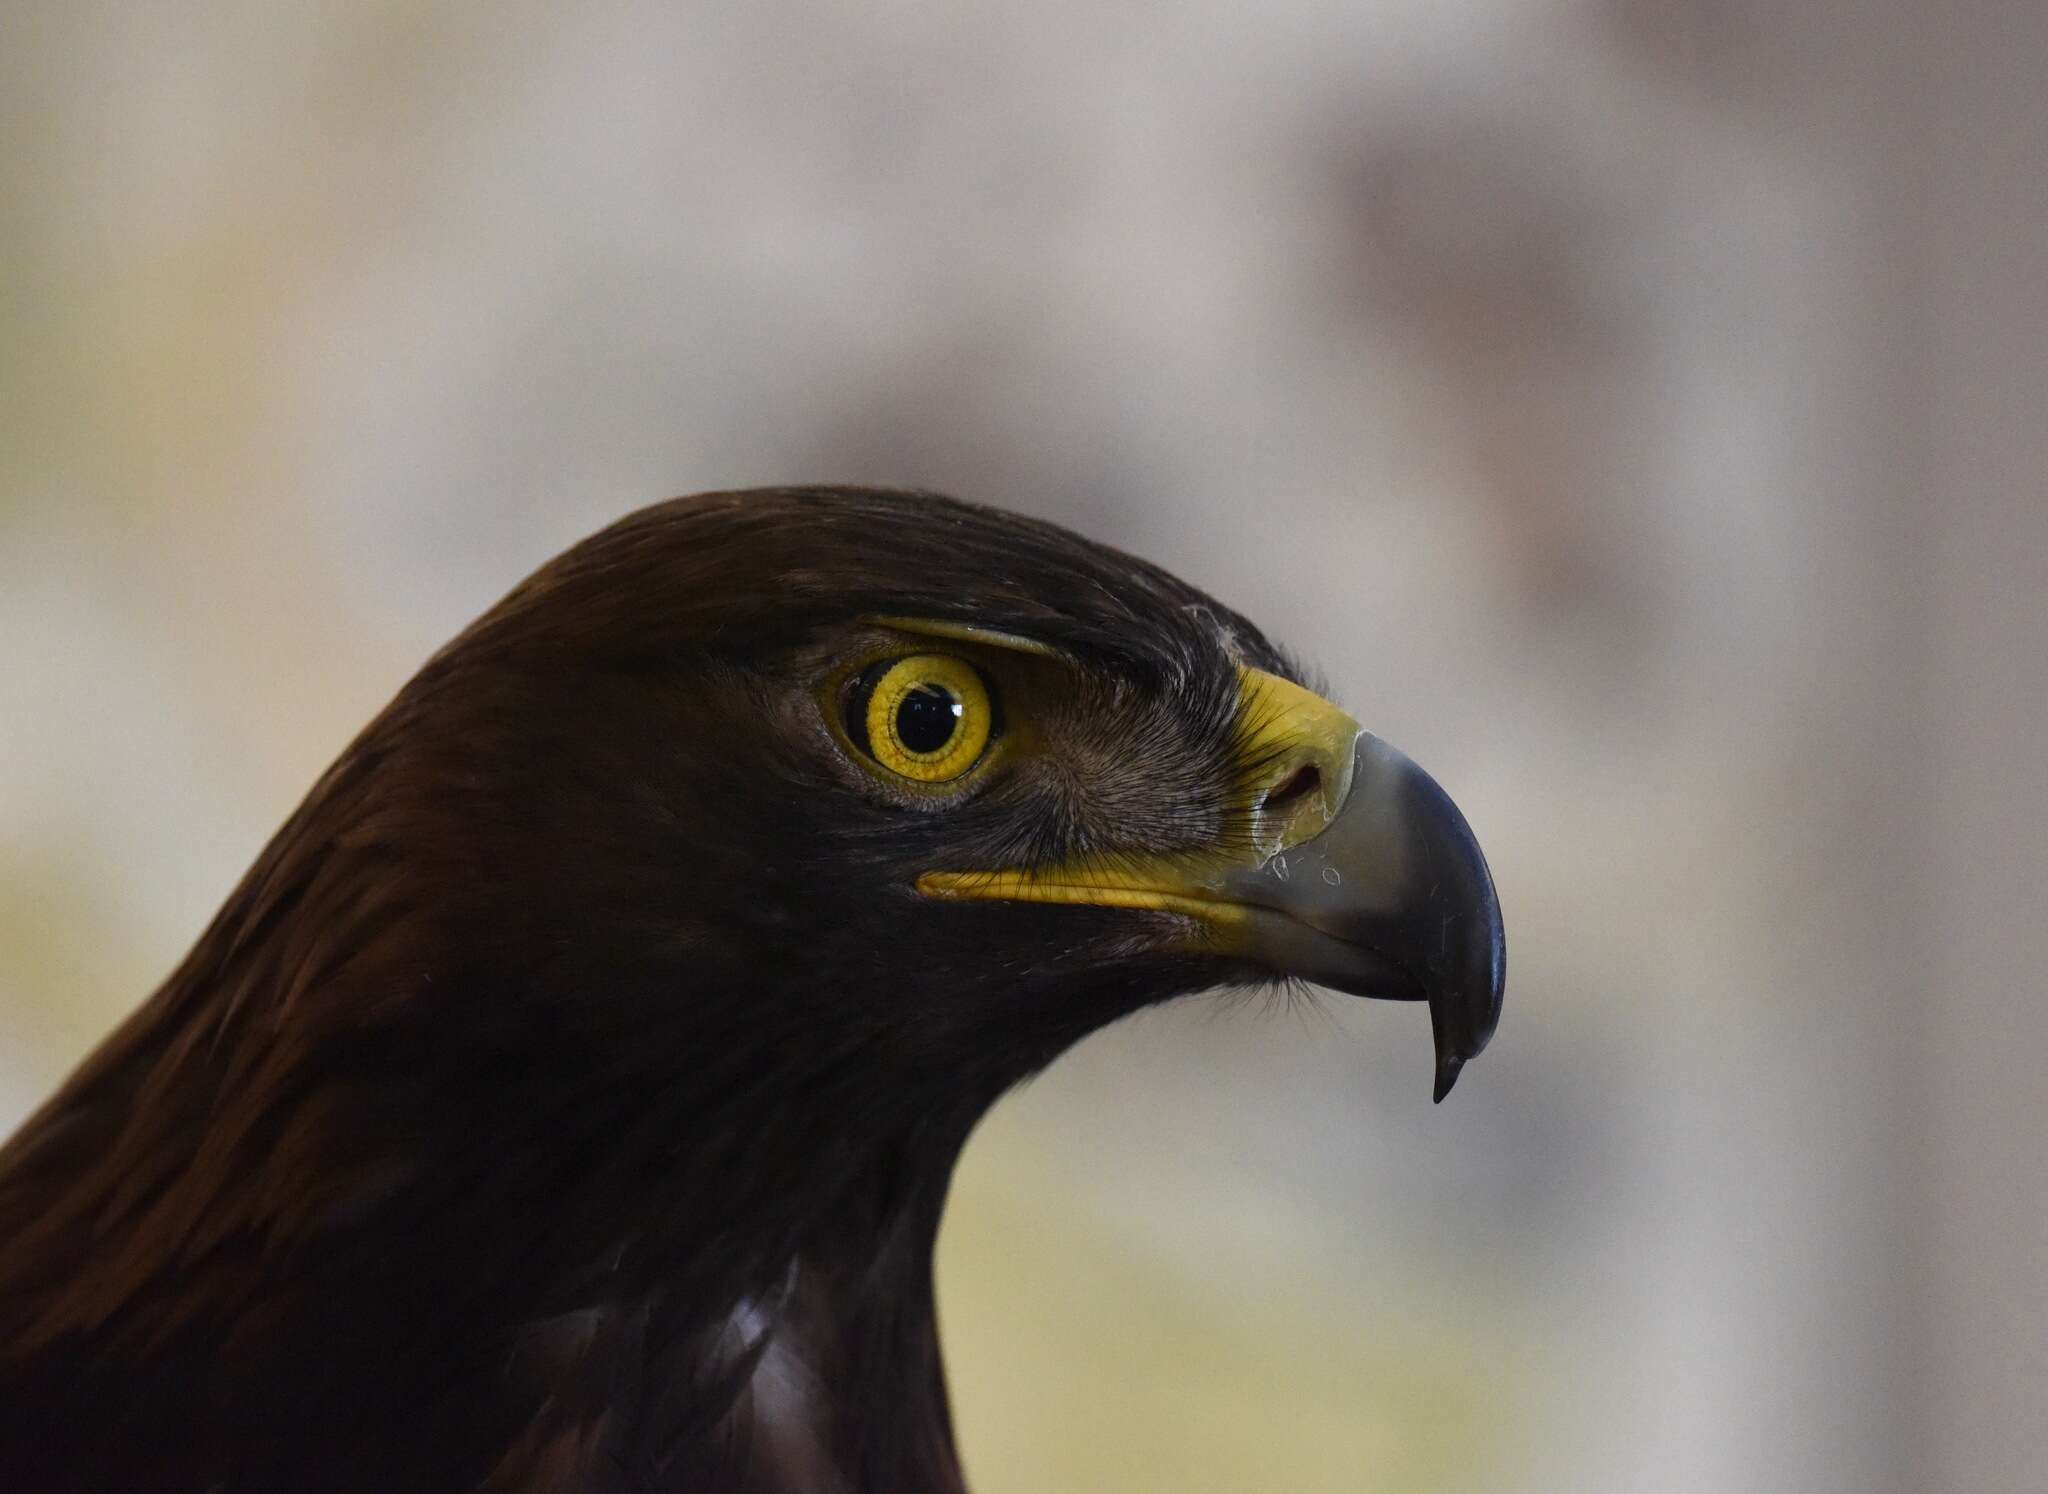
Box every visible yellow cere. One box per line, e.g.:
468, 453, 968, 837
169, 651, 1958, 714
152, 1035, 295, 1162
865, 653, 992, 783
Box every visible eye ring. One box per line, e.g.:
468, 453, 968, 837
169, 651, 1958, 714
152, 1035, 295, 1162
850, 654, 994, 784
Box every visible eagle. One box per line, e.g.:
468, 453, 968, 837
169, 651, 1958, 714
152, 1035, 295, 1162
0, 488, 1504, 1493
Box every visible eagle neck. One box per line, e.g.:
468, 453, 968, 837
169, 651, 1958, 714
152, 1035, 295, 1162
739, 1109, 976, 1494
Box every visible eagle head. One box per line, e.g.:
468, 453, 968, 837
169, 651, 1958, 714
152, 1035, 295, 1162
0, 487, 1504, 1493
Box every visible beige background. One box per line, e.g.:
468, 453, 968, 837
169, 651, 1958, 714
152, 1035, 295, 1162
3, 2, 2043, 1490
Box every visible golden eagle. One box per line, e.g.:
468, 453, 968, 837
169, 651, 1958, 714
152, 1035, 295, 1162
0, 489, 1503, 1493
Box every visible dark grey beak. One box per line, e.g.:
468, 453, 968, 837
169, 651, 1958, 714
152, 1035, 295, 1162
1221, 734, 1506, 1101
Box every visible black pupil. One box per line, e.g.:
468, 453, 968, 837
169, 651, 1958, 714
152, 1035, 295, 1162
896, 683, 960, 754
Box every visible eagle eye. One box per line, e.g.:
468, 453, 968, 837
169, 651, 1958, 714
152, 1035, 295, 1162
845, 653, 995, 784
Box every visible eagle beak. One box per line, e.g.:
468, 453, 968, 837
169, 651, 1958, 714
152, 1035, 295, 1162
1217, 730, 1506, 1101
917, 670, 1505, 1101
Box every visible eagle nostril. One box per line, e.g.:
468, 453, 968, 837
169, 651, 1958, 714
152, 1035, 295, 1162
1260, 763, 1322, 813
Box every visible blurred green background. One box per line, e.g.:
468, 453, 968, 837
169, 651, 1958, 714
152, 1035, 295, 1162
4, 3, 2043, 1491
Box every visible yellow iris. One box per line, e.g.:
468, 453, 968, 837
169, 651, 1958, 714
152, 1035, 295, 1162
863, 654, 991, 783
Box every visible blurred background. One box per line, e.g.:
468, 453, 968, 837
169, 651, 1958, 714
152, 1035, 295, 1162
3, 1, 2042, 1490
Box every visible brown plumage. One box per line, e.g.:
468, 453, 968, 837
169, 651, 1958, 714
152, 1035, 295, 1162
0, 488, 1503, 1492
